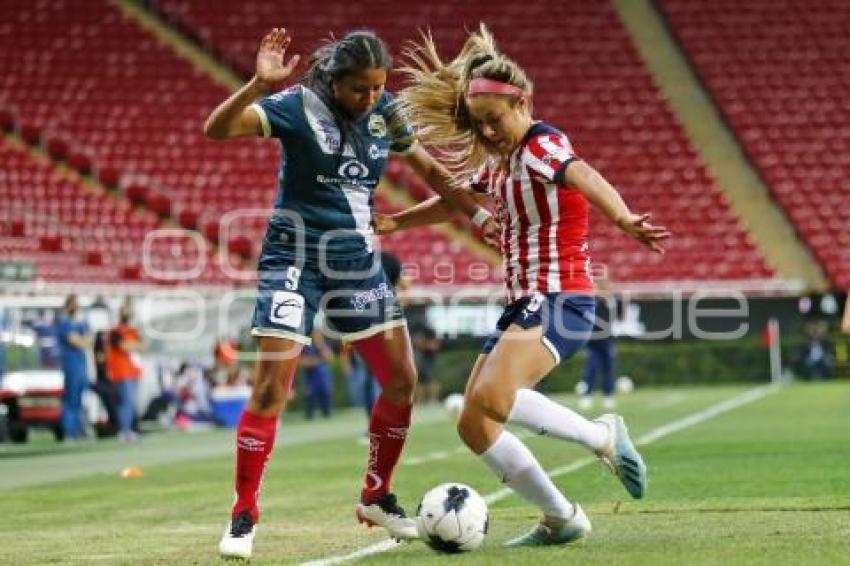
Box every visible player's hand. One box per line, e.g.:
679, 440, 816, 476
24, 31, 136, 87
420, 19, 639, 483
617, 213, 671, 254
256, 28, 300, 89
480, 216, 501, 250
372, 213, 398, 235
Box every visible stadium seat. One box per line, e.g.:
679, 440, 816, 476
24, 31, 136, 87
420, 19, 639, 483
0, 0, 783, 287
658, 0, 850, 288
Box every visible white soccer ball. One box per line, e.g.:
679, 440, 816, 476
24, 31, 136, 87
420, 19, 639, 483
416, 483, 488, 553
615, 375, 635, 394
443, 393, 465, 419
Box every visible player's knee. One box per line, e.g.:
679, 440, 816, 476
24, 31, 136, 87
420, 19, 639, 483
467, 382, 511, 422
456, 405, 494, 454
381, 360, 417, 401
456, 408, 479, 446
250, 372, 287, 414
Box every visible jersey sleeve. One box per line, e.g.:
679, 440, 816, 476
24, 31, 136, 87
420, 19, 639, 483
383, 94, 417, 155
523, 133, 579, 185
250, 85, 302, 140
469, 162, 492, 194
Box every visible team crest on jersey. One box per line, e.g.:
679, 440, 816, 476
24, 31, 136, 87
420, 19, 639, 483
368, 114, 387, 138
539, 135, 573, 162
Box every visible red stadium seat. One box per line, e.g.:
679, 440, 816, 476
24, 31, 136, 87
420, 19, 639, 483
0, 0, 787, 286
658, 0, 849, 288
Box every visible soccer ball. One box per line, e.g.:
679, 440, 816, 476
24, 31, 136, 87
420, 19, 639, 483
443, 393, 465, 419
574, 380, 589, 396
616, 375, 635, 394
416, 483, 488, 553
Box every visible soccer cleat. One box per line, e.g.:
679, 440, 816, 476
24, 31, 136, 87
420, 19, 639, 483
355, 493, 419, 541
595, 414, 647, 499
219, 510, 256, 560
505, 504, 591, 547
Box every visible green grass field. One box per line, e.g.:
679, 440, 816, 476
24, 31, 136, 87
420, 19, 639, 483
2, 382, 849, 565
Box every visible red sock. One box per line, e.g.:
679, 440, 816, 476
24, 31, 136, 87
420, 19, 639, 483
361, 395, 412, 504
232, 410, 278, 523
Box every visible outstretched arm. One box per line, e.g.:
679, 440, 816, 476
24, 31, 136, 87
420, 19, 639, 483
563, 160, 671, 253
376, 195, 454, 232
204, 28, 300, 139
397, 147, 499, 242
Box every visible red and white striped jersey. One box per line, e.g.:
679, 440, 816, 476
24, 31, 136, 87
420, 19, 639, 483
470, 122, 593, 302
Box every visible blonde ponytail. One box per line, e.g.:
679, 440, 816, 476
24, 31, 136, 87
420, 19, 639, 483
397, 24, 533, 174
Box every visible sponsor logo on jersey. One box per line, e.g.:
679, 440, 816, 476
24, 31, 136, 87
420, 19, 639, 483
338, 159, 369, 180
317, 118, 341, 152
270, 291, 305, 327
316, 159, 377, 188
350, 282, 394, 312
368, 143, 389, 160
368, 114, 387, 138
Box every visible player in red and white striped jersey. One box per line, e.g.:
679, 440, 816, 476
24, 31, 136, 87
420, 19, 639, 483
378, 25, 670, 546
469, 123, 593, 302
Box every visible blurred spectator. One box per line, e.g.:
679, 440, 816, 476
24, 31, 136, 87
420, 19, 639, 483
413, 325, 441, 403
90, 330, 120, 436
212, 337, 246, 387
342, 343, 379, 416
301, 330, 334, 420
174, 363, 214, 429
142, 364, 179, 426
842, 295, 850, 335
799, 320, 835, 379
31, 309, 58, 368
108, 303, 144, 442
579, 289, 618, 411
55, 294, 92, 441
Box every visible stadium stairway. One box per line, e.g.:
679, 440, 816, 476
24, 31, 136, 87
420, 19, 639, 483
611, 0, 829, 291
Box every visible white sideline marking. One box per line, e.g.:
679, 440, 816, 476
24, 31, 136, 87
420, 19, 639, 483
301, 385, 778, 565
301, 539, 401, 566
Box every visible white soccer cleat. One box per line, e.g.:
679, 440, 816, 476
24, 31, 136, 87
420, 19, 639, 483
506, 503, 592, 547
355, 493, 419, 541
219, 511, 256, 560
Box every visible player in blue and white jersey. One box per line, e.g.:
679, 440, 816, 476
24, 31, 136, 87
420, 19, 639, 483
204, 28, 497, 559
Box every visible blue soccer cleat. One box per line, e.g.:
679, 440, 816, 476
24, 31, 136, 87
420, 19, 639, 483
595, 414, 647, 499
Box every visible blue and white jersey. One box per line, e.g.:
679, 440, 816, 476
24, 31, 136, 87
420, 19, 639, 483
251, 86, 416, 262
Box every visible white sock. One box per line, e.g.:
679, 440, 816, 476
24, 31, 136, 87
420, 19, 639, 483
508, 388, 610, 452
480, 430, 574, 519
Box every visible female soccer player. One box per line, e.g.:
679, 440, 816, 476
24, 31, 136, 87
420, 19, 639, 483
378, 26, 670, 546
204, 28, 497, 559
